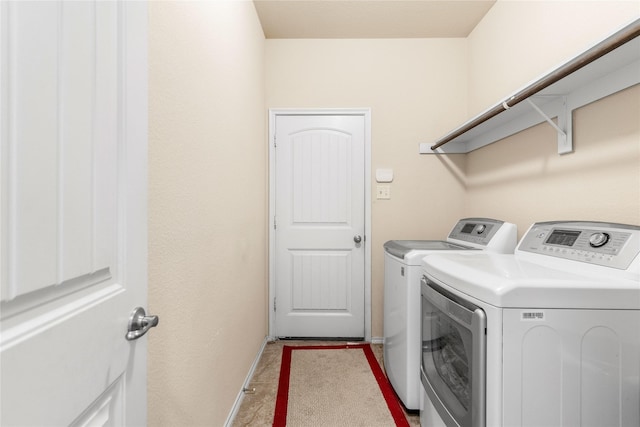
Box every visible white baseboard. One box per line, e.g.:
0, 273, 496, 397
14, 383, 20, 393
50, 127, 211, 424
370, 336, 384, 345
224, 336, 272, 427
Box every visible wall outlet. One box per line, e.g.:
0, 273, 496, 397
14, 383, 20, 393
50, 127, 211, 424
376, 185, 391, 200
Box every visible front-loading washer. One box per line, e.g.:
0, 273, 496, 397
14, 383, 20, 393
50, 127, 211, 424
420, 221, 640, 427
383, 218, 517, 410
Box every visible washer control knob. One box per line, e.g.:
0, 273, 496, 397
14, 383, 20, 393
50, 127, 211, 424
476, 225, 486, 234
589, 232, 610, 248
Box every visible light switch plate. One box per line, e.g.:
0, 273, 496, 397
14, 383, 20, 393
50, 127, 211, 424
376, 185, 391, 200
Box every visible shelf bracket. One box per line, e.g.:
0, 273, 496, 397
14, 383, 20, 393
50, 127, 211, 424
526, 97, 573, 154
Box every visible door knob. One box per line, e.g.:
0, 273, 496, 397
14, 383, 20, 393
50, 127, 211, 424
126, 307, 159, 341
353, 235, 362, 244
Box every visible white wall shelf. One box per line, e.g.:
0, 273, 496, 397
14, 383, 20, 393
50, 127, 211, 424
420, 19, 640, 155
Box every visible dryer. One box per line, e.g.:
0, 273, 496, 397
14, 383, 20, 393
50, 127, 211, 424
420, 221, 640, 427
383, 218, 517, 410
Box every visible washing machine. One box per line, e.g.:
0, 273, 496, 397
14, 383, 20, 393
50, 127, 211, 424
383, 218, 517, 410
420, 221, 640, 427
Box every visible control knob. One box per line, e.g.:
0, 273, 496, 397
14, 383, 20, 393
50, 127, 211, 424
476, 225, 486, 234
589, 232, 610, 248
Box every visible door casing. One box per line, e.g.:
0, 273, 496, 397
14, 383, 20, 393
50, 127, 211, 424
268, 108, 372, 341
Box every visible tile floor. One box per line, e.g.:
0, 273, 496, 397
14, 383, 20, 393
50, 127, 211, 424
231, 340, 420, 426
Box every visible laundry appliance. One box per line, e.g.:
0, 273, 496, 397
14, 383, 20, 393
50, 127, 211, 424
420, 221, 640, 427
383, 218, 517, 410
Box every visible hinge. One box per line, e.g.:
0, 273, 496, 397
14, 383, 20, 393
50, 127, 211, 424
274, 134, 277, 148
273, 298, 276, 312
273, 216, 277, 230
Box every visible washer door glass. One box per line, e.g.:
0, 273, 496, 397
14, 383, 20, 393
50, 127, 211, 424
421, 278, 486, 427
431, 304, 472, 409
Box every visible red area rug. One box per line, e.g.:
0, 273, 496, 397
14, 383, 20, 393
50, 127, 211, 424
272, 344, 409, 426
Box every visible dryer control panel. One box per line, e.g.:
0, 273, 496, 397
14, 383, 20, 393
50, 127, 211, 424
448, 218, 501, 245
518, 221, 640, 270
447, 218, 517, 253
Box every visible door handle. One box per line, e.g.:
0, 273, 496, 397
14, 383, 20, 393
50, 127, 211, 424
126, 307, 159, 341
353, 235, 362, 244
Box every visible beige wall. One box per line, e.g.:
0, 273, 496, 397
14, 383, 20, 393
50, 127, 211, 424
265, 3, 640, 339
146, 0, 639, 424
148, 1, 266, 425
266, 39, 469, 338
468, 0, 639, 115
464, 86, 640, 235
464, 0, 640, 236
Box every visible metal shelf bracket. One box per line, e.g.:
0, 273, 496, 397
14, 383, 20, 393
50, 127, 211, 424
526, 96, 573, 154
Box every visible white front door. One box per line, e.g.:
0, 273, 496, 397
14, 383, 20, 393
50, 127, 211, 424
1, 1, 149, 425
272, 113, 367, 338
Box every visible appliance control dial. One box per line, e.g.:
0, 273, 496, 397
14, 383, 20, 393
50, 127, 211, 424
589, 232, 610, 248
476, 224, 486, 234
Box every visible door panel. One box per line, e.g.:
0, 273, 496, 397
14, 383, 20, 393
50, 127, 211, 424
2, 0, 118, 301
291, 129, 351, 223
0, 1, 147, 425
291, 250, 351, 310
274, 115, 365, 338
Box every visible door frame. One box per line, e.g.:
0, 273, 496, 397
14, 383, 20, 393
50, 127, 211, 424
268, 108, 372, 341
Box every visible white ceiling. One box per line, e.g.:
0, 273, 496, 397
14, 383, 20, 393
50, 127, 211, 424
253, 0, 496, 39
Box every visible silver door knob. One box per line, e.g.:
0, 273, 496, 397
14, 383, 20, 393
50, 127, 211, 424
353, 235, 362, 244
126, 307, 159, 341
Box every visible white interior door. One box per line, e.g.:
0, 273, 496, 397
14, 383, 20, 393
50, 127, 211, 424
0, 1, 149, 425
273, 114, 366, 338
